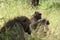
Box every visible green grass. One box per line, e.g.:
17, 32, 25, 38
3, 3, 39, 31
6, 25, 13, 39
0, 0, 60, 40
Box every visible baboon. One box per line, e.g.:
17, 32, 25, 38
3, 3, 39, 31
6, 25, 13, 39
29, 0, 39, 6
36, 18, 50, 35
30, 11, 42, 31
0, 16, 31, 40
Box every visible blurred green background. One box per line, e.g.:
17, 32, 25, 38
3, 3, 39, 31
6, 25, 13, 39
0, 0, 60, 40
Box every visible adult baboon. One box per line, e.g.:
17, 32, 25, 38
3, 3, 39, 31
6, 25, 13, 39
0, 16, 31, 40
30, 11, 42, 31
29, 0, 39, 6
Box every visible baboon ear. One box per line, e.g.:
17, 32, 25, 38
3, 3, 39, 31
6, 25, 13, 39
46, 20, 50, 25
42, 19, 46, 23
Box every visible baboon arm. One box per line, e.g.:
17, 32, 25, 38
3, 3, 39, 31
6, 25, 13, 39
37, 19, 42, 23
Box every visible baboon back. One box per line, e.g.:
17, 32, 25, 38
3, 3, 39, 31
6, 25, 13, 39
0, 16, 31, 40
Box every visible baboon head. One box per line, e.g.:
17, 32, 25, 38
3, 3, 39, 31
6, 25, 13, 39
37, 19, 50, 33
31, 11, 42, 21
34, 11, 42, 20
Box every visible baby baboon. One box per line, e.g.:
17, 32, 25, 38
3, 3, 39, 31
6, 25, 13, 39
37, 19, 50, 34
30, 11, 42, 31
29, 0, 39, 6
0, 16, 31, 40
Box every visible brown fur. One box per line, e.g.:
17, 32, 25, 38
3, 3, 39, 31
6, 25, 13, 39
0, 16, 31, 40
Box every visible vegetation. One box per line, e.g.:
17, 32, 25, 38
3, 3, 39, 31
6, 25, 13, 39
0, 0, 60, 40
